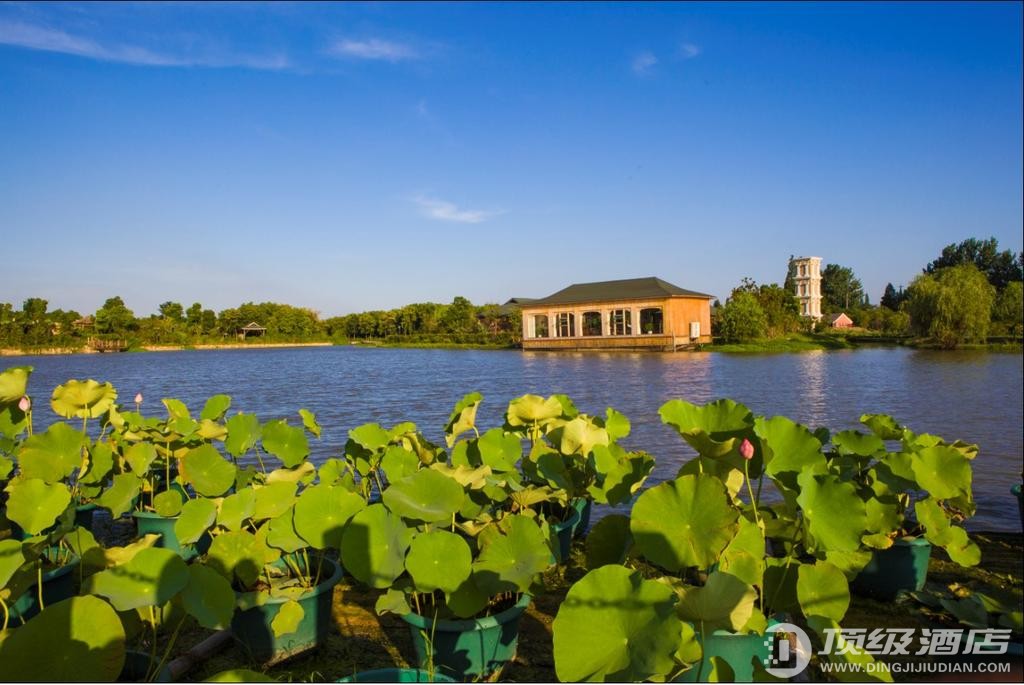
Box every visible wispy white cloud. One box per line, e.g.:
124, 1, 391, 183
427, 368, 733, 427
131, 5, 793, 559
328, 38, 418, 62
0, 19, 289, 69
680, 42, 701, 59
414, 195, 501, 224
631, 50, 658, 75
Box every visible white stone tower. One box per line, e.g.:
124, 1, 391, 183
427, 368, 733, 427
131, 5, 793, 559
790, 256, 822, 320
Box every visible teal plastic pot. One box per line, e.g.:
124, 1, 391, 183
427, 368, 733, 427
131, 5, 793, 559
402, 593, 531, 679
549, 506, 582, 564
1013, 484, 1023, 531
570, 498, 592, 540
853, 537, 932, 599
336, 669, 455, 683
119, 650, 172, 683
231, 556, 344, 663
9, 551, 80, 623
676, 621, 778, 683
133, 511, 210, 561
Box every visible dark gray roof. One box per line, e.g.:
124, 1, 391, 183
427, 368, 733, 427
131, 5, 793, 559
503, 298, 538, 306
828, 312, 850, 323
527, 277, 714, 306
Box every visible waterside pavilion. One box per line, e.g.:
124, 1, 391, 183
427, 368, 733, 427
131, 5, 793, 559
518, 277, 713, 351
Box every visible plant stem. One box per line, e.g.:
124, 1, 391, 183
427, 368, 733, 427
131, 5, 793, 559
0, 596, 9, 632
150, 614, 186, 682
744, 459, 762, 530
36, 563, 44, 612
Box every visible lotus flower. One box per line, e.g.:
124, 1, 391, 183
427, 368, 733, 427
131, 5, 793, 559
739, 438, 754, 460
18, 396, 30, 412
134, 393, 143, 405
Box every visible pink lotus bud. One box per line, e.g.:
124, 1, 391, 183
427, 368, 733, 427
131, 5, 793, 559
134, 393, 143, 404
18, 396, 30, 412
739, 438, 754, 461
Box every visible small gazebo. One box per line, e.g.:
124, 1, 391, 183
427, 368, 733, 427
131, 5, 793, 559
238, 322, 267, 339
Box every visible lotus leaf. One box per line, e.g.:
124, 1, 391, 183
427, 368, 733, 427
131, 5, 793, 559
375, 587, 412, 616
0, 595, 125, 682
659, 398, 753, 458
218, 488, 257, 531
266, 509, 306, 553
317, 458, 347, 486
753, 415, 826, 480
506, 394, 563, 427
383, 468, 465, 523
677, 571, 757, 633
294, 484, 365, 549
551, 394, 579, 418
181, 564, 234, 630
763, 557, 800, 615
0, 538, 25, 588
79, 441, 114, 485
406, 529, 472, 593
197, 419, 229, 441
796, 561, 849, 621
181, 444, 236, 497
807, 616, 894, 682
298, 408, 321, 438
175, 498, 218, 545
584, 514, 633, 569
603, 407, 631, 441
911, 444, 971, 500
444, 573, 489, 618
154, 488, 184, 518
0, 454, 11, 480
4, 477, 71, 534
477, 427, 521, 472
224, 413, 261, 457
552, 564, 683, 682
160, 398, 190, 420
473, 514, 550, 595
270, 599, 304, 637
631, 473, 739, 572
16, 422, 83, 482
50, 379, 117, 419
445, 391, 483, 446
253, 482, 296, 521
341, 504, 412, 588
0, 404, 27, 440
349, 422, 391, 451
588, 445, 654, 506
380, 445, 420, 483
207, 530, 267, 587
204, 669, 279, 683
86, 547, 189, 610
915, 498, 980, 566
97, 473, 142, 518
718, 516, 765, 588
534, 449, 574, 492
261, 419, 309, 468
0, 366, 31, 404
201, 394, 232, 421
266, 461, 316, 485
796, 470, 866, 553
860, 414, 904, 440
832, 430, 884, 458
557, 416, 610, 456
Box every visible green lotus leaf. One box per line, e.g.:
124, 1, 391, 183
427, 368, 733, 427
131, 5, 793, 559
584, 514, 633, 569
477, 428, 521, 472
807, 616, 894, 682
506, 394, 564, 427
153, 488, 184, 518
553, 564, 682, 682
4, 477, 71, 534
915, 498, 980, 567
832, 430, 884, 458
445, 391, 483, 446
0, 454, 11, 481
317, 458, 347, 486
298, 408, 321, 438
824, 549, 874, 579
535, 449, 573, 492
161, 398, 190, 420
340, 503, 412, 589
270, 599, 304, 637
380, 445, 421, 483
603, 407, 631, 441
86, 547, 189, 610
719, 516, 765, 588
0, 404, 28, 440
207, 530, 266, 587
79, 441, 114, 485
181, 444, 236, 497
556, 416, 610, 456
218, 488, 257, 531
588, 445, 655, 506
911, 444, 971, 500
753, 415, 827, 482
473, 514, 550, 595
50, 379, 117, 419
197, 419, 229, 441
0, 595, 125, 682
677, 571, 757, 633
659, 398, 753, 458
406, 529, 472, 594
16, 422, 84, 483
796, 470, 866, 553
860, 414, 904, 441
261, 419, 309, 469
266, 508, 305, 553
204, 669, 278, 683
79, 534, 159, 573
349, 422, 391, 451
181, 564, 234, 630
252, 482, 297, 521
0, 538, 25, 588
294, 484, 366, 549
631, 473, 739, 572
796, 561, 849, 621
175, 497, 218, 545
375, 587, 412, 616
200, 394, 232, 422
445, 573, 489, 618
265, 461, 316, 485
383, 468, 465, 523
224, 413, 261, 457
96, 473, 142, 518
0, 365, 32, 404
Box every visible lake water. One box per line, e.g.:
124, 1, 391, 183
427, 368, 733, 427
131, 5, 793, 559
6, 346, 1023, 531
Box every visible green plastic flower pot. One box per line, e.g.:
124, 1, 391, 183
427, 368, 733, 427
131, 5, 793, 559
570, 498, 592, 540
118, 650, 172, 683
231, 556, 344, 663
549, 506, 582, 564
676, 628, 776, 683
9, 550, 80, 623
1013, 484, 1022, 531
853, 537, 932, 599
335, 669, 455, 683
133, 511, 210, 561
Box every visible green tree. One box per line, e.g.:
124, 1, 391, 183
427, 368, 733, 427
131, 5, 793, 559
752, 283, 801, 337
94, 296, 136, 335
439, 296, 478, 334
906, 264, 994, 348
783, 256, 797, 294
158, 301, 184, 322
992, 281, 1023, 337
716, 291, 768, 343
925, 237, 1023, 290
820, 264, 864, 312
880, 283, 904, 311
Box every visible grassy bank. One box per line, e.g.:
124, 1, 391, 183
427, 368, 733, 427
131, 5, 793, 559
710, 333, 856, 353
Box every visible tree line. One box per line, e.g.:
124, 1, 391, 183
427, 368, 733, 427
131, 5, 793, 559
713, 236, 1023, 348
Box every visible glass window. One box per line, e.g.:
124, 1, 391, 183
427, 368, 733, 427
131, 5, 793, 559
555, 312, 575, 337
533, 314, 549, 338
582, 311, 602, 336
609, 309, 632, 335
639, 308, 663, 334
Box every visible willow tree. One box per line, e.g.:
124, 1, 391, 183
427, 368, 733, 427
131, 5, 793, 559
906, 264, 994, 348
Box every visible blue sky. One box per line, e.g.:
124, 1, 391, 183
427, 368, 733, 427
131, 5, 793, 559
1, 1, 1021, 317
